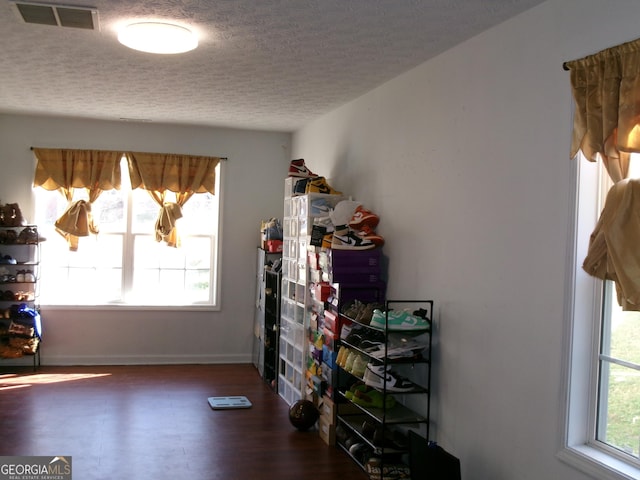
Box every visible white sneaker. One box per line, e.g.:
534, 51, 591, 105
363, 363, 416, 392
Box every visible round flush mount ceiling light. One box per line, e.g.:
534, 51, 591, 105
118, 22, 198, 54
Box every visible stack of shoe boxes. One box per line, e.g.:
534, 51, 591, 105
307, 249, 385, 446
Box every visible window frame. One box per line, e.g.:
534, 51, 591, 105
559, 154, 640, 480
33, 159, 224, 312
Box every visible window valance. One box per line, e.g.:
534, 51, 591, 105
565, 37, 640, 181
32, 148, 123, 191
32, 148, 222, 250
126, 152, 220, 194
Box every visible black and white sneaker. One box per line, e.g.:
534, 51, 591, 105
363, 364, 416, 392
331, 229, 376, 250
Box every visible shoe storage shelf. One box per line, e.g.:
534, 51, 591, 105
278, 177, 344, 406
335, 299, 433, 476
252, 248, 282, 391
0, 225, 42, 370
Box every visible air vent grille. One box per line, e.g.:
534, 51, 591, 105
11, 1, 98, 30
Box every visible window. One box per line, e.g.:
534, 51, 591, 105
561, 154, 640, 480
33, 157, 222, 308
597, 156, 640, 460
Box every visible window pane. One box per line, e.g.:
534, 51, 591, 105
181, 193, 216, 234
131, 189, 161, 233
130, 234, 210, 305
185, 237, 211, 266
39, 231, 124, 304
598, 360, 640, 457
130, 267, 160, 304
186, 269, 210, 302
133, 235, 160, 269
610, 310, 640, 364
93, 189, 125, 232
159, 245, 186, 269
598, 283, 640, 459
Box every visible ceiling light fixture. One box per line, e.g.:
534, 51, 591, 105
117, 22, 198, 54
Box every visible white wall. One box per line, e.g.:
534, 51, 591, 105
0, 114, 290, 365
291, 0, 640, 479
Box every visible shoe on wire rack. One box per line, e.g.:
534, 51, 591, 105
363, 363, 417, 392
367, 332, 428, 360
344, 382, 370, 400
344, 350, 358, 372
352, 388, 396, 409
336, 346, 351, 367
288, 159, 318, 178
369, 309, 430, 331
351, 354, 369, 378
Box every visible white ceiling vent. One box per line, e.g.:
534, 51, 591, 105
10, 1, 98, 30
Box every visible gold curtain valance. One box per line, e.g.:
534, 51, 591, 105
126, 152, 221, 194
32, 148, 123, 191
566, 38, 640, 167
32, 148, 223, 250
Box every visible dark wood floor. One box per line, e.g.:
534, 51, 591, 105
0, 364, 369, 480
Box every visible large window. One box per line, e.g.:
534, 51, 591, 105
33, 157, 222, 308
561, 154, 640, 480
596, 157, 640, 462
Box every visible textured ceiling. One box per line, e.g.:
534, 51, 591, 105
0, 0, 544, 132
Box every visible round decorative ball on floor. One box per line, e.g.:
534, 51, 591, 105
288, 399, 319, 431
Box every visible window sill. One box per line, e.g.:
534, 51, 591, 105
558, 444, 640, 480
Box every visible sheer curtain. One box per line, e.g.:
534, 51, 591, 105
126, 152, 221, 247
32, 148, 123, 251
566, 37, 640, 309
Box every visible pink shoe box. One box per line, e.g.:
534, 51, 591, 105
323, 309, 338, 333
322, 327, 337, 349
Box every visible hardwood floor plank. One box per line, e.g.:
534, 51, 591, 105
0, 364, 368, 480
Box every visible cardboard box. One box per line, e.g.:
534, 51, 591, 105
318, 416, 336, 446
319, 394, 337, 422
319, 395, 362, 423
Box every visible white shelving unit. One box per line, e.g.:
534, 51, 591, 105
278, 177, 343, 405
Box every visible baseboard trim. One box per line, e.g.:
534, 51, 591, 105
37, 353, 252, 366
